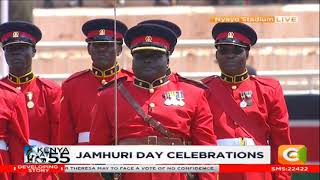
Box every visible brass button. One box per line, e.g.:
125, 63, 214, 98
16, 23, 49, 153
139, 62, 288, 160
231, 85, 237, 90
101, 79, 107, 85
149, 103, 155, 108
149, 88, 154, 94
16, 86, 21, 91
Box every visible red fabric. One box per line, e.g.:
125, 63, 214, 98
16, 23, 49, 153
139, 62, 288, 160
59, 69, 133, 180
203, 76, 291, 180
87, 29, 124, 39
90, 73, 217, 180
1, 31, 36, 43
131, 36, 171, 49
0, 82, 29, 180
1, 77, 61, 180
216, 32, 251, 45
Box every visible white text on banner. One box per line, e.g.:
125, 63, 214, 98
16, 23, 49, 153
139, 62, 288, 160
24, 145, 270, 164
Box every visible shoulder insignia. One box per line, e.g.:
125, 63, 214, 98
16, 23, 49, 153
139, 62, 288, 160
251, 76, 279, 89
176, 73, 208, 89
98, 76, 128, 91
37, 77, 60, 89
201, 75, 219, 84
64, 69, 91, 83
0, 81, 19, 93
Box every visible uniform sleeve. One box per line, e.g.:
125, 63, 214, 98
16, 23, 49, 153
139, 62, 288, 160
191, 91, 217, 145
8, 92, 29, 164
191, 91, 217, 180
58, 84, 77, 145
90, 92, 112, 145
47, 85, 62, 145
268, 83, 291, 180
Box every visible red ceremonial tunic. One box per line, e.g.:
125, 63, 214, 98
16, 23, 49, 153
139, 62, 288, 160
203, 74, 291, 180
0, 82, 29, 180
90, 73, 217, 180
1, 73, 61, 180
59, 67, 133, 180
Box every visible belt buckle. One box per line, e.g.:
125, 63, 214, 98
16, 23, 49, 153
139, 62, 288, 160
239, 137, 246, 146
147, 136, 158, 145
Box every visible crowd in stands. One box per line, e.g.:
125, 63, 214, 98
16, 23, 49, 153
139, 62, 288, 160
42, 0, 311, 8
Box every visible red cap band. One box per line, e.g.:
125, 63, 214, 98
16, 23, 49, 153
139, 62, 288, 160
130, 36, 170, 49
1, 31, 36, 43
87, 29, 123, 39
216, 32, 251, 45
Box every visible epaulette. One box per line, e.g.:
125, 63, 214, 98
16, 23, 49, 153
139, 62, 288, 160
98, 76, 128, 91
37, 77, 60, 89
0, 81, 19, 93
201, 75, 219, 84
176, 73, 208, 89
64, 69, 91, 84
251, 75, 279, 89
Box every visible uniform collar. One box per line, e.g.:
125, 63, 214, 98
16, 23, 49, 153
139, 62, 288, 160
92, 63, 120, 78
220, 70, 249, 84
8, 71, 34, 84
134, 75, 169, 90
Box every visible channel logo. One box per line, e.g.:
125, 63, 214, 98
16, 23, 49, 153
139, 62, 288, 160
278, 145, 307, 165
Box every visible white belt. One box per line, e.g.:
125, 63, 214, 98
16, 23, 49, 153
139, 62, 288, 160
217, 138, 255, 146
0, 140, 8, 151
78, 132, 90, 143
29, 139, 48, 146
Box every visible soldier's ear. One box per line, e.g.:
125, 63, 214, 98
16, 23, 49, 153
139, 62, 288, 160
32, 47, 36, 57
87, 44, 91, 55
215, 50, 218, 60
116, 45, 122, 56
245, 49, 249, 59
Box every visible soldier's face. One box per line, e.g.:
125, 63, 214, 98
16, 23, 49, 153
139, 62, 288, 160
88, 42, 122, 69
132, 50, 169, 82
216, 45, 248, 75
4, 43, 34, 70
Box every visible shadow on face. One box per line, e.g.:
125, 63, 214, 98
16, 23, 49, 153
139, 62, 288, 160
132, 50, 169, 82
4, 43, 35, 73
215, 44, 249, 75
88, 42, 122, 69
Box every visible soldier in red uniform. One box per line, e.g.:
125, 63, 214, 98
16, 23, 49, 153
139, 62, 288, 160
58, 19, 131, 180
202, 22, 291, 180
0, 21, 61, 180
90, 22, 217, 180
0, 82, 29, 180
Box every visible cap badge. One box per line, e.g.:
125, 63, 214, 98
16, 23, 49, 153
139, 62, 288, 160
13, 31, 19, 38
227, 32, 234, 38
99, 29, 106, 35
145, 36, 152, 42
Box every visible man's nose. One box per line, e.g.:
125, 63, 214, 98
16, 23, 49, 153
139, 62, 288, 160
143, 57, 152, 63
225, 53, 235, 59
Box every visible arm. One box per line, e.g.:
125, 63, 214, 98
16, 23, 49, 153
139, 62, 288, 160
8, 92, 29, 164
47, 85, 62, 145
58, 84, 77, 145
268, 82, 291, 180
90, 92, 112, 145
191, 91, 217, 180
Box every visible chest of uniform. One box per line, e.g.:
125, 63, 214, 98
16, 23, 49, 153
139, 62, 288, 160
110, 87, 195, 127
